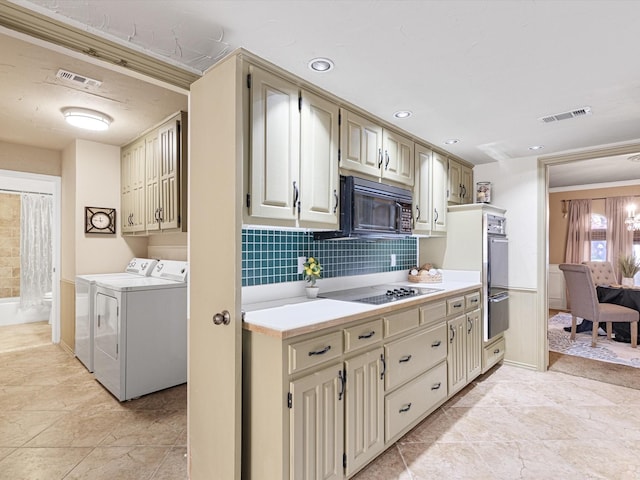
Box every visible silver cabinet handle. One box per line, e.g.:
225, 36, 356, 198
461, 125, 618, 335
213, 310, 231, 325
378, 148, 383, 168
333, 189, 338, 214
292, 181, 299, 214
399, 403, 412, 413
308, 345, 331, 356
384, 150, 390, 169
399, 354, 412, 363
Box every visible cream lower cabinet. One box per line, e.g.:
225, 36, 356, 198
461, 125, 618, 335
243, 288, 483, 480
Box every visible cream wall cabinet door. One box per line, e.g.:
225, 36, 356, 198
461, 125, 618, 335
339, 109, 414, 187
461, 165, 473, 204
447, 314, 467, 395
145, 130, 160, 231
249, 66, 300, 223
413, 145, 447, 235
299, 89, 340, 228
339, 109, 383, 179
382, 129, 414, 186
448, 158, 473, 205
120, 145, 132, 233
121, 139, 145, 233
344, 347, 384, 477
290, 363, 344, 480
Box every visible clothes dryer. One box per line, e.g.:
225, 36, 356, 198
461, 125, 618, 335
74, 258, 157, 372
92, 260, 188, 401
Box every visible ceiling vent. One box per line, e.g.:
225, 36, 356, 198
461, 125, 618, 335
539, 106, 592, 123
56, 69, 102, 88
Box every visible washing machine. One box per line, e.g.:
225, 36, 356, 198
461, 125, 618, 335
74, 258, 157, 372
92, 260, 188, 401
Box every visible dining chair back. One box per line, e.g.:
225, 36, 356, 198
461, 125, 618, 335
559, 263, 638, 348
582, 261, 617, 286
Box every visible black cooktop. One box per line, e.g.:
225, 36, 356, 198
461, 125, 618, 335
320, 285, 443, 305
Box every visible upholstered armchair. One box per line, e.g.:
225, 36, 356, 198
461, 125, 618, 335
582, 261, 617, 286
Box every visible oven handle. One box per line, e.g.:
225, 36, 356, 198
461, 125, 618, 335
489, 292, 509, 303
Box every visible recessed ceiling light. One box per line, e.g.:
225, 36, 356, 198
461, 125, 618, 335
444, 139, 459, 145
528, 145, 545, 151
308, 57, 334, 72
393, 111, 412, 119
62, 107, 112, 131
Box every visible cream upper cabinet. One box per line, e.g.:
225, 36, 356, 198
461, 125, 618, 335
413, 145, 447, 235
248, 66, 339, 229
299, 90, 340, 227
121, 138, 145, 234
344, 347, 384, 477
248, 65, 300, 223
448, 158, 473, 205
339, 109, 414, 187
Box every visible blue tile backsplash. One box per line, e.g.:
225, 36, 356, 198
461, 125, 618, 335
242, 228, 417, 287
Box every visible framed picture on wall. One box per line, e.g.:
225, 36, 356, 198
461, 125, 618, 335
84, 207, 116, 234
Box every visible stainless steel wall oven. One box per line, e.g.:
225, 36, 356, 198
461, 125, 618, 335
484, 214, 509, 341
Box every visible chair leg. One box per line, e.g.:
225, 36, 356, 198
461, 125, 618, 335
570, 315, 578, 340
592, 321, 599, 347
606, 322, 613, 340
632, 322, 638, 349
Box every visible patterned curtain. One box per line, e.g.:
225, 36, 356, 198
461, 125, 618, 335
19, 193, 53, 309
564, 199, 592, 264
605, 196, 634, 281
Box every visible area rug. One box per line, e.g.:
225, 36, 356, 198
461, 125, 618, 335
548, 312, 640, 368
549, 351, 640, 390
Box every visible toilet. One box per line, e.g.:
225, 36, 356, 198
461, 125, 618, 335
43, 291, 52, 324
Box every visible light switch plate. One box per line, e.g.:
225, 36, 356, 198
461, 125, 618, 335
297, 256, 307, 274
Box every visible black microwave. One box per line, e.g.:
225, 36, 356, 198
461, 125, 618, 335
314, 176, 413, 240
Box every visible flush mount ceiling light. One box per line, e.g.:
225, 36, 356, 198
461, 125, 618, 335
62, 107, 112, 131
528, 145, 545, 151
393, 110, 412, 119
444, 139, 459, 145
308, 57, 334, 72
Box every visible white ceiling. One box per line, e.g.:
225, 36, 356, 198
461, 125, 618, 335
4, 0, 640, 188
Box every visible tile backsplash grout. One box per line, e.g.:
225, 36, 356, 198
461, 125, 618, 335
242, 228, 416, 287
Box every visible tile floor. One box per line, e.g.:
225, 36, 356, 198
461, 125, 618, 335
3, 322, 640, 479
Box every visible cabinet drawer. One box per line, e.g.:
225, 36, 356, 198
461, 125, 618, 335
383, 308, 419, 338
420, 301, 446, 326
288, 331, 342, 374
465, 291, 481, 311
446, 296, 465, 316
483, 336, 505, 372
385, 361, 447, 442
384, 324, 446, 391
344, 318, 383, 354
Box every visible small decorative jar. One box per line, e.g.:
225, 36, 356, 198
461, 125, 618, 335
476, 182, 491, 203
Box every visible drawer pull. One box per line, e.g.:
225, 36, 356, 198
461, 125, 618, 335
470, 298, 479, 303
494, 348, 501, 354
399, 403, 412, 413
338, 370, 345, 401
358, 331, 376, 340
308, 345, 331, 356
467, 318, 473, 333
453, 303, 462, 308
431, 382, 442, 390
431, 340, 442, 348
449, 325, 455, 343
399, 355, 412, 363
380, 354, 386, 380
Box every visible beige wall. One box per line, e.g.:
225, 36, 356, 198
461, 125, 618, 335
0, 193, 21, 298
61, 142, 77, 281
549, 184, 640, 265
0, 140, 61, 176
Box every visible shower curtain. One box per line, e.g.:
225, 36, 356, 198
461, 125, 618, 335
19, 193, 53, 309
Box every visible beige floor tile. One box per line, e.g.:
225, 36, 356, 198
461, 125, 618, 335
399, 407, 467, 444
351, 445, 412, 480
0, 446, 91, 480
99, 409, 186, 447
65, 446, 170, 480
400, 442, 494, 479
0, 447, 15, 462
549, 439, 640, 479
151, 446, 187, 480
0, 411, 66, 447
0, 322, 50, 353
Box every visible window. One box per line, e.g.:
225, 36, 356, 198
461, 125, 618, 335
590, 213, 607, 261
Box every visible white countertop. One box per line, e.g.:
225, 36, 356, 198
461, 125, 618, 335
243, 276, 481, 338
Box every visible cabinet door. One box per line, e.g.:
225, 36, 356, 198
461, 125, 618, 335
249, 66, 300, 222
145, 131, 160, 231
431, 152, 448, 233
299, 90, 340, 228
344, 347, 384, 477
158, 119, 180, 230
339, 109, 383, 178
448, 158, 463, 204
461, 165, 473, 204
130, 140, 146, 232
120, 146, 133, 233
382, 130, 414, 187
290, 363, 344, 480
413, 144, 432, 234
447, 314, 467, 395
466, 308, 482, 381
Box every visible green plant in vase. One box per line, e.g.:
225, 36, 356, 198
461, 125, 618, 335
618, 254, 640, 286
